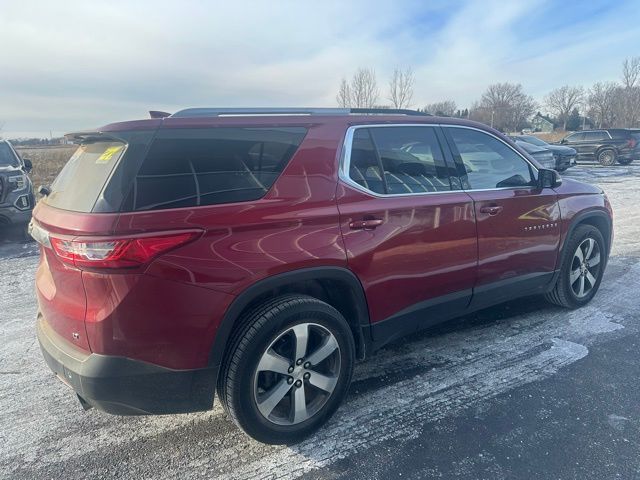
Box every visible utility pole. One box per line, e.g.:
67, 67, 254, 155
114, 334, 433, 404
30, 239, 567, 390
490, 110, 495, 128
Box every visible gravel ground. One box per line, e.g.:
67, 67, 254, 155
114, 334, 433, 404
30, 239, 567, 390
1, 164, 639, 479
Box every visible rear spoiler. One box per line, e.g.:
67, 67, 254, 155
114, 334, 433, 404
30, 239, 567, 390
149, 110, 171, 119
64, 131, 127, 144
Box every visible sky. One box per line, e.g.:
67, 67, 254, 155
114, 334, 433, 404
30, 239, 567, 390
1, 0, 639, 138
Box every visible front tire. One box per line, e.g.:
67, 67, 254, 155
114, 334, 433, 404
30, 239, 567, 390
218, 294, 355, 444
597, 149, 616, 166
545, 224, 606, 309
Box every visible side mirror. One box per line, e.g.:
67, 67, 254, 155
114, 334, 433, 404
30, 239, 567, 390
538, 168, 562, 189
560, 138, 567, 144
23, 158, 33, 173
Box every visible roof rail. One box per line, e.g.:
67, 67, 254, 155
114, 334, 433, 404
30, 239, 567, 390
169, 107, 431, 118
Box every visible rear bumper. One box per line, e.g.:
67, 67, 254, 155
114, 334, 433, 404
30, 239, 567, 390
37, 314, 217, 415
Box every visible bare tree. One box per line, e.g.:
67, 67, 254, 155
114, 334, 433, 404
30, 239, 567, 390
336, 78, 351, 108
388, 67, 414, 109
423, 100, 457, 116
470, 83, 536, 132
587, 82, 618, 128
544, 85, 584, 130
622, 56, 640, 88
336, 68, 379, 108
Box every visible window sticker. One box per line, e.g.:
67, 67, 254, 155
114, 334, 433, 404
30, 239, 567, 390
96, 146, 123, 164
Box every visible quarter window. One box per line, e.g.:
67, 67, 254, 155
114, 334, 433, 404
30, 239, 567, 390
446, 128, 535, 190
125, 127, 307, 211
347, 127, 452, 195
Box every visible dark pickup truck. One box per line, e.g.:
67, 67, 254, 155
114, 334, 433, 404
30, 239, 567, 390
0, 140, 34, 238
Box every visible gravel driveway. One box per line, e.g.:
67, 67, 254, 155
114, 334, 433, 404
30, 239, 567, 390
1, 165, 639, 479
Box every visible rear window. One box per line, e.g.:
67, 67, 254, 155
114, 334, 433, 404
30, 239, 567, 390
123, 127, 307, 211
44, 141, 126, 212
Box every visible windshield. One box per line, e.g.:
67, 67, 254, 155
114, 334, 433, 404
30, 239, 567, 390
521, 135, 547, 147
44, 140, 126, 212
0, 142, 20, 167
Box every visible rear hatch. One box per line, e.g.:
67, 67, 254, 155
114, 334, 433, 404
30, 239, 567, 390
32, 131, 152, 351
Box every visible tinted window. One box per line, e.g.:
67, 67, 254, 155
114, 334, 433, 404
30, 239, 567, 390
520, 135, 547, 147
564, 132, 584, 142
0, 142, 20, 167
584, 131, 608, 141
348, 129, 385, 194
127, 127, 307, 211
446, 128, 535, 190
44, 141, 126, 212
347, 126, 451, 195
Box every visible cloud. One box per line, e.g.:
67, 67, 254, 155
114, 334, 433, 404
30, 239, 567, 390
1, 0, 639, 137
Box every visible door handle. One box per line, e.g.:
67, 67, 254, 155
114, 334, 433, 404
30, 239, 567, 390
479, 205, 503, 216
349, 219, 384, 230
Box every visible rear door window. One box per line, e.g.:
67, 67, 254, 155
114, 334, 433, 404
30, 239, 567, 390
347, 126, 452, 195
125, 127, 307, 211
44, 141, 126, 212
584, 131, 609, 141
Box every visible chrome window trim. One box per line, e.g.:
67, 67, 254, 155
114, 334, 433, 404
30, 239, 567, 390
339, 123, 540, 198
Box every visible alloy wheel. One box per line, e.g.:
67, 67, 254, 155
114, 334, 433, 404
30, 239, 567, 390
570, 237, 601, 298
253, 322, 341, 425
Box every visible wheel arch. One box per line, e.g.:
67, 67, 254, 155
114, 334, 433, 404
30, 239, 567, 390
209, 267, 372, 372
563, 209, 612, 260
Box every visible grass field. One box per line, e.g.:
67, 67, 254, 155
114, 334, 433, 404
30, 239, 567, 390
15, 145, 76, 188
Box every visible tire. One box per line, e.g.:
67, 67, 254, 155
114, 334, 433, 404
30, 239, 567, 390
217, 294, 355, 444
617, 157, 633, 165
545, 224, 606, 309
12, 223, 32, 243
597, 149, 616, 166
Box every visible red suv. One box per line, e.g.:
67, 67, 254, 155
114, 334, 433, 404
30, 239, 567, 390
32, 108, 613, 444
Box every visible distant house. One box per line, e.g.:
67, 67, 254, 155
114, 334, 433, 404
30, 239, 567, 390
531, 112, 555, 133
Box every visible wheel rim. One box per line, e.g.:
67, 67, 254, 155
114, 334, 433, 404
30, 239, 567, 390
600, 151, 614, 165
253, 322, 341, 426
570, 237, 602, 298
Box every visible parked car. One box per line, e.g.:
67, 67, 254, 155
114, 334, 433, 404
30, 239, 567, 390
0, 140, 34, 239
513, 139, 556, 170
31, 108, 613, 444
558, 129, 639, 166
512, 135, 577, 172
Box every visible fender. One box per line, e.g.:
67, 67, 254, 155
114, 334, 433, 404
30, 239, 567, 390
550, 208, 612, 293
208, 266, 372, 370
561, 208, 612, 258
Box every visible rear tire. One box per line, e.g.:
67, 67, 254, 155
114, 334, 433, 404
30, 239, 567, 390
217, 294, 355, 444
597, 149, 616, 166
545, 225, 606, 309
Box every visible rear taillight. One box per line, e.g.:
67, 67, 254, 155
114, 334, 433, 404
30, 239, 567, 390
49, 231, 201, 269
627, 138, 637, 148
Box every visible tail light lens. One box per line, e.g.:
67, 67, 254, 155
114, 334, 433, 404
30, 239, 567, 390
627, 138, 637, 149
49, 231, 201, 269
